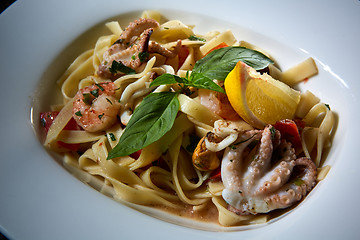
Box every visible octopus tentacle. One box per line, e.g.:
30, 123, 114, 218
264, 157, 317, 212
218, 122, 318, 215
293, 157, 317, 191
148, 40, 182, 58
243, 125, 275, 193
221, 130, 262, 213
254, 140, 296, 196
98, 28, 153, 79
98, 19, 159, 79
119, 18, 159, 45
221, 130, 262, 191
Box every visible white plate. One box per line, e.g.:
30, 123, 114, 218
1, 0, 359, 239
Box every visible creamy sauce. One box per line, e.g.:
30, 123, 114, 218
155, 201, 219, 224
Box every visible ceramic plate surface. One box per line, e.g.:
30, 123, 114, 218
1, 0, 359, 239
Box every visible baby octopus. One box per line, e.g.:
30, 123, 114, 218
98, 18, 181, 79
72, 82, 121, 132
193, 120, 317, 215
220, 124, 317, 215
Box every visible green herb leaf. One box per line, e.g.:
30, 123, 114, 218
150, 73, 225, 93
138, 52, 149, 62
188, 35, 206, 42
95, 83, 105, 91
193, 46, 274, 80
294, 178, 305, 186
107, 92, 179, 159
325, 103, 331, 110
82, 93, 94, 105
90, 89, 99, 98
149, 73, 188, 87
109, 60, 136, 75
108, 133, 116, 141
189, 72, 225, 93
270, 126, 276, 140
106, 98, 113, 105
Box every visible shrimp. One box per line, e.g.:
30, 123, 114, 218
198, 87, 240, 121
72, 82, 121, 132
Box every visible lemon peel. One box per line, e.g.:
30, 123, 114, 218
224, 61, 300, 129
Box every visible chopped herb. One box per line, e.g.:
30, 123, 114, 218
325, 103, 331, 110
270, 126, 276, 140
131, 55, 136, 60
75, 111, 82, 116
195, 162, 205, 169
294, 178, 305, 186
109, 133, 116, 141
138, 52, 149, 62
113, 39, 124, 45
109, 60, 136, 75
90, 89, 99, 98
164, 27, 169, 30
106, 98, 113, 105
98, 113, 104, 120
40, 118, 46, 127
238, 190, 242, 194
188, 35, 206, 42
95, 83, 105, 91
82, 93, 94, 105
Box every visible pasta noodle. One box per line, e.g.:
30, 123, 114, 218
39, 11, 336, 229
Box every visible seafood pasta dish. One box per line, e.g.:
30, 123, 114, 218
40, 11, 335, 227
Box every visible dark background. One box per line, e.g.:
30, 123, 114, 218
0, 0, 16, 14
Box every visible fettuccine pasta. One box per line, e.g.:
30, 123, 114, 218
39, 11, 336, 228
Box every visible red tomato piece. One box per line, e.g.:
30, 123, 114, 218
273, 119, 302, 148
209, 167, 221, 180
130, 149, 142, 160
40, 111, 82, 151
40, 111, 81, 133
204, 42, 229, 57
40, 111, 59, 133
178, 45, 189, 69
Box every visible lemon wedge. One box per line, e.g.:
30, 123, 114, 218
224, 61, 300, 129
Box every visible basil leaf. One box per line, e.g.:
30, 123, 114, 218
109, 60, 136, 75
150, 73, 187, 87
193, 46, 273, 80
107, 92, 179, 159
189, 72, 225, 93
151, 73, 224, 93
